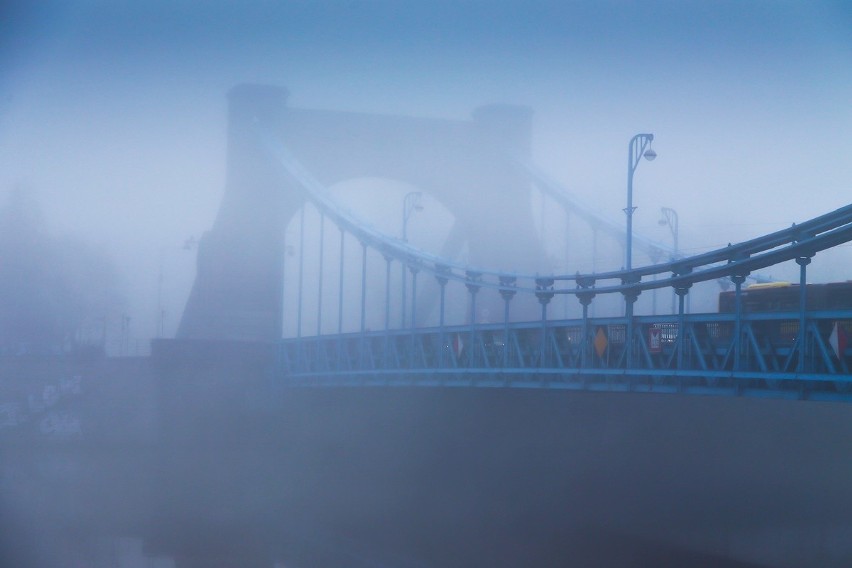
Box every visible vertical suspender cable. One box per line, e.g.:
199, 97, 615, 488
410, 267, 418, 365
360, 242, 367, 333
436, 267, 449, 370
297, 205, 305, 338
317, 213, 325, 336
384, 255, 392, 368
733, 275, 744, 372
360, 242, 368, 369
338, 227, 345, 334
676, 291, 686, 370
410, 268, 418, 329
797, 257, 811, 373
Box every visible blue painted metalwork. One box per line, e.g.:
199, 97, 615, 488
797, 256, 810, 372
296, 204, 305, 338
279, 311, 852, 401
625, 133, 655, 272
317, 213, 325, 336
259, 130, 852, 295
359, 241, 367, 334
337, 227, 344, 334
256, 128, 852, 403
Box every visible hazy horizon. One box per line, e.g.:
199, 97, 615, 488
2, 1, 850, 345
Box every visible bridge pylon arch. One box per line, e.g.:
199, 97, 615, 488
178, 84, 546, 341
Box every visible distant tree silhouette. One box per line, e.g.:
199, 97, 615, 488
0, 187, 122, 355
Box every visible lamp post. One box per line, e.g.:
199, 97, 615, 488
659, 207, 679, 314
659, 206, 679, 257
402, 191, 423, 242
401, 191, 423, 327
157, 237, 197, 338
624, 133, 656, 272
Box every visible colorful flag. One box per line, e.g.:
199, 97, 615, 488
829, 322, 848, 360
453, 333, 464, 358
594, 327, 608, 357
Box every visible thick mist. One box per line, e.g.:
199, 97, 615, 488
1, 2, 852, 567
2, 1, 850, 344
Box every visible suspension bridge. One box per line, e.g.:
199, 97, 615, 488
4, 84, 852, 567
176, 84, 851, 402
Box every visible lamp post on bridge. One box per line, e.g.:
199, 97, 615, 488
659, 206, 679, 314
624, 133, 656, 272
623, 134, 655, 367
401, 191, 423, 327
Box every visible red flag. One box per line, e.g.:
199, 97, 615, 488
453, 333, 464, 358
829, 322, 848, 360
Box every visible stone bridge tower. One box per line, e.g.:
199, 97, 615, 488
178, 84, 545, 342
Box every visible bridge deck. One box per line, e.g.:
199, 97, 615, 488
280, 311, 852, 402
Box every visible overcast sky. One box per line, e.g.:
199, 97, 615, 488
1, 1, 850, 341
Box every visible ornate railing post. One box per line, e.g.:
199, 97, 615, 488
669, 263, 692, 371
576, 274, 596, 369
499, 275, 517, 369
409, 261, 420, 366
536, 277, 555, 368
435, 265, 451, 368
465, 271, 482, 367
730, 273, 747, 372
796, 255, 813, 372
727, 243, 750, 373
674, 284, 691, 370
621, 274, 641, 368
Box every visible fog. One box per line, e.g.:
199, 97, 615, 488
2, 2, 852, 566
2, 1, 850, 344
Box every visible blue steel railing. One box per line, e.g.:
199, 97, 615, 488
279, 311, 852, 402
260, 128, 852, 402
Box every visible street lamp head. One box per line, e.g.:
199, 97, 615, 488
402, 191, 425, 242
658, 218, 667, 226
625, 133, 656, 272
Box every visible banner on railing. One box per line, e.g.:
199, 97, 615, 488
648, 327, 662, 354
594, 327, 607, 357
453, 333, 464, 358
830, 322, 848, 360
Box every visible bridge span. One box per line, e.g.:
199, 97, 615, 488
3, 84, 852, 567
